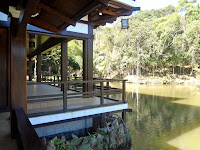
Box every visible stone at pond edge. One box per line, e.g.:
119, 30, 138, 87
46, 142, 55, 150
41, 137, 46, 146
60, 135, 66, 144
82, 136, 90, 144
51, 136, 57, 142
90, 138, 97, 146
117, 124, 126, 146
109, 131, 117, 149
97, 133, 104, 142
71, 134, 83, 146
78, 144, 91, 150
111, 119, 119, 131
97, 127, 108, 134
103, 135, 109, 145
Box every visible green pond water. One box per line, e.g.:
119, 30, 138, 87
111, 83, 200, 150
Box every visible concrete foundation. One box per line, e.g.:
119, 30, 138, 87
35, 118, 92, 138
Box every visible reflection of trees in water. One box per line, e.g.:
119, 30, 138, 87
111, 92, 200, 150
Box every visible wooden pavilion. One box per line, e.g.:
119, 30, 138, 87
0, 0, 139, 149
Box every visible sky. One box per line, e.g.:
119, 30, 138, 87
137, 0, 200, 10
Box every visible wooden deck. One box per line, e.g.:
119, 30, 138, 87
27, 84, 118, 115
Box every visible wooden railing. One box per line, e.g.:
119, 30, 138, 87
27, 79, 127, 112
14, 108, 45, 150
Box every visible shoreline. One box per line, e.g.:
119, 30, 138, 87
124, 75, 200, 87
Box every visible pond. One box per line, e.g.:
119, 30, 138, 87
111, 83, 200, 150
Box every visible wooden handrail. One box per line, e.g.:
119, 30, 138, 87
28, 79, 127, 85
27, 89, 122, 101
27, 78, 127, 112
14, 108, 45, 150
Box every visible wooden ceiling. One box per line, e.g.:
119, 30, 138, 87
8, 0, 136, 33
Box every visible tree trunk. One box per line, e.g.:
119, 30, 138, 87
153, 66, 154, 77
136, 43, 140, 83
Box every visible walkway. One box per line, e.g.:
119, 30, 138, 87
0, 112, 18, 150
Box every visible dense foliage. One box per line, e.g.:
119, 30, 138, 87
93, 0, 200, 78
41, 40, 82, 76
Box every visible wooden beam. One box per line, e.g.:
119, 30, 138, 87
91, 13, 101, 22
77, 20, 90, 25
0, 0, 9, 14
29, 18, 58, 32
100, 9, 117, 16
91, 14, 111, 22
116, 7, 140, 16
109, 1, 132, 10
94, 16, 117, 25
28, 37, 65, 57
58, 0, 104, 31
98, 0, 110, 6
0, 21, 10, 28
27, 25, 93, 40
38, 2, 76, 26
17, 0, 40, 36
16, 0, 24, 10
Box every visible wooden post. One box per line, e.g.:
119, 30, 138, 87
54, 76, 56, 86
61, 41, 68, 91
106, 81, 110, 98
57, 76, 59, 87
83, 39, 88, 92
83, 24, 93, 92
28, 58, 32, 81
0, 28, 8, 110
122, 110, 126, 122
122, 80, 126, 102
63, 83, 67, 110
100, 82, 104, 105
10, 18, 27, 138
75, 77, 77, 91
36, 54, 41, 82
100, 113, 106, 128
36, 36, 42, 82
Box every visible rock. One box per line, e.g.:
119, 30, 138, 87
51, 136, 57, 142
61, 143, 65, 149
60, 135, 66, 144
78, 144, 91, 150
90, 138, 97, 146
72, 134, 78, 139
41, 137, 46, 146
103, 135, 109, 145
97, 127, 108, 134
46, 142, 55, 150
82, 136, 89, 144
96, 133, 104, 142
111, 119, 119, 130
117, 124, 127, 146
109, 131, 117, 149
71, 134, 83, 146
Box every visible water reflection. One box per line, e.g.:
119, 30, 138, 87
111, 83, 200, 150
